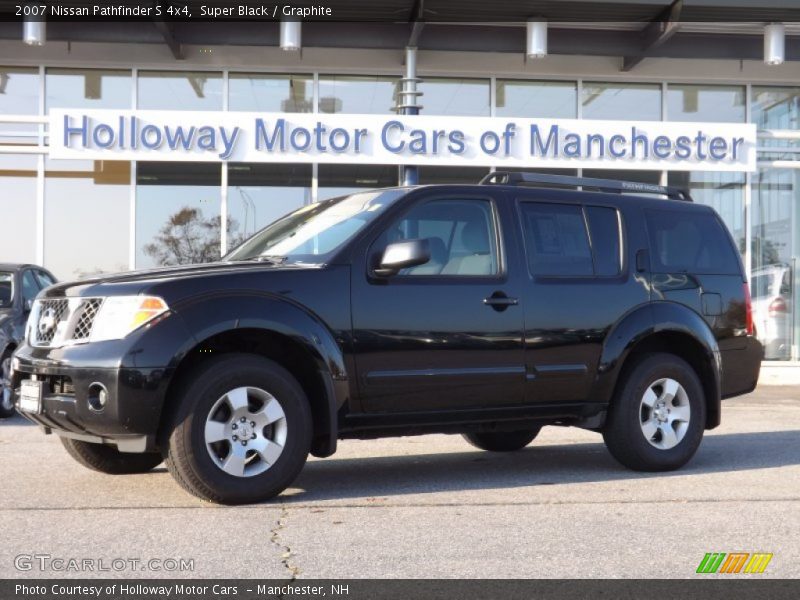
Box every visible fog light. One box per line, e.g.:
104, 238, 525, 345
87, 383, 108, 412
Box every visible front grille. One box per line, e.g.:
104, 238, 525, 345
33, 299, 69, 345
30, 297, 104, 348
73, 299, 103, 340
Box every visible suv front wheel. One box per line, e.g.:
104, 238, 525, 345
163, 354, 312, 505
603, 353, 706, 472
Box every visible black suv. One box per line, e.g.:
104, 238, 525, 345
11, 173, 762, 504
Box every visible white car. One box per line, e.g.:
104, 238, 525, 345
751, 264, 792, 360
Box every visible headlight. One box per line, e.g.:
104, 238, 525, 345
89, 296, 170, 342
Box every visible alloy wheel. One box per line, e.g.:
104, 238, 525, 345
639, 377, 691, 450
204, 386, 287, 477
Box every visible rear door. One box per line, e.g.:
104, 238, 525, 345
516, 191, 649, 404
351, 190, 527, 413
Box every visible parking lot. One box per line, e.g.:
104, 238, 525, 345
1, 385, 798, 579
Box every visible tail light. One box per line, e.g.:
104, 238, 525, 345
744, 283, 754, 336
769, 296, 788, 317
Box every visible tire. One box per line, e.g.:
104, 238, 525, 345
163, 354, 312, 505
462, 428, 541, 452
1, 354, 17, 419
60, 437, 163, 474
603, 353, 706, 472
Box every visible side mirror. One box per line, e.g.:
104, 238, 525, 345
374, 238, 431, 277
24, 299, 34, 313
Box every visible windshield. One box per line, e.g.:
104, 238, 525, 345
0, 272, 12, 308
225, 189, 406, 263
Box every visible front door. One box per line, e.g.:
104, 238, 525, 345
351, 193, 526, 413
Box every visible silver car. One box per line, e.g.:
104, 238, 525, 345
752, 264, 792, 360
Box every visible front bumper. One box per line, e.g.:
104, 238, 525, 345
11, 338, 176, 452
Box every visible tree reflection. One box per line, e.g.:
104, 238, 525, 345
144, 207, 244, 266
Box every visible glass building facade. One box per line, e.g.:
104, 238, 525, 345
0, 67, 798, 359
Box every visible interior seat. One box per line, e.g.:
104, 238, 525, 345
441, 221, 494, 275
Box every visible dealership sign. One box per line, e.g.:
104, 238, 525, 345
49, 109, 757, 172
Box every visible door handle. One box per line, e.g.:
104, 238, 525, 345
483, 292, 519, 308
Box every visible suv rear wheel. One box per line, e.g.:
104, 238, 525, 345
603, 353, 705, 471
60, 438, 163, 474
462, 428, 541, 452
163, 354, 312, 505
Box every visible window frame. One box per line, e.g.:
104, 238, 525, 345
366, 193, 506, 282
515, 196, 626, 281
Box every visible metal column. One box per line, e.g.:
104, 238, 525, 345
398, 46, 422, 186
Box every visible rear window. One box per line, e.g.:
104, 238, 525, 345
751, 274, 773, 299
645, 208, 740, 275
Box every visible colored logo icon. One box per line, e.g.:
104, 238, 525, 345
696, 552, 773, 574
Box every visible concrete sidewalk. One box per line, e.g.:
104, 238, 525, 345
759, 362, 800, 386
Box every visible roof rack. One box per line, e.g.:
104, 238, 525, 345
480, 171, 692, 202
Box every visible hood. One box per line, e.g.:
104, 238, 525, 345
41, 261, 323, 299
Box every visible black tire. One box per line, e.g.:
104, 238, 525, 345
1, 354, 16, 419
462, 428, 541, 452
60, 437, 163, 474
163, 354, 312, 505
603, 353, 706, 472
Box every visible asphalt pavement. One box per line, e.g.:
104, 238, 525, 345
1, 386, 798, 579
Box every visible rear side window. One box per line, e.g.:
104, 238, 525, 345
520, 202, 623, 277
645, 208, 740, 275
585, 206, 621, 276
520, 203, 593, 276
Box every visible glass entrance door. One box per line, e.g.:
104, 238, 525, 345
751, 169, 796, 360
751, 87, 800, 361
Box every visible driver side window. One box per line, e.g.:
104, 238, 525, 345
379, 198, 499, 276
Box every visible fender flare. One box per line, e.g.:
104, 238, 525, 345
163, 290, 348, 456
595, 302, 722, 422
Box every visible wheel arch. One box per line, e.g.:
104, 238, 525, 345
158, 293, 349, 458
596, 302, 722, 429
